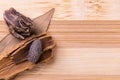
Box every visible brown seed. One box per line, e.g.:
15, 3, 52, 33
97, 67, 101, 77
28, 39, 42, 63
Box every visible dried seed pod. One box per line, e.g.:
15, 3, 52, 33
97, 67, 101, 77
4, 8, 33, 39
28, 39, 42, 63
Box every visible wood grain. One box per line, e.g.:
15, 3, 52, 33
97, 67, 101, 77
0, 0, 120, 79
0, 20, 120, 80
0, 0, 120, 20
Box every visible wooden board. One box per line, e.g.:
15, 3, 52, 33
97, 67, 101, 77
0, 0, 120, 20
1, 20, 120, 80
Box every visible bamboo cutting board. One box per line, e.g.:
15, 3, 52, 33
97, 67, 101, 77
1, 20, 120, 80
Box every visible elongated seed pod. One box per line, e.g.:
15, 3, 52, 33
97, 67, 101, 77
28, 39, 42, 63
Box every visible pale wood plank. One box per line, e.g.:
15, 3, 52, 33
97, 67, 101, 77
0, 20, 120, 80
0, 0, 120, 20
0, 0, 120, 79
14, 75, 120, 80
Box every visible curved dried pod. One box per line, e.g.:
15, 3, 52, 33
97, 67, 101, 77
0, 33, 46, 60
0, 35, 55, 80
12, 35, 55, 64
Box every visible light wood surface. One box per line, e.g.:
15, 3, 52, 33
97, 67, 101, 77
0, 20, 120, 80
0, 0, 120, 20
0, 0, 120, 79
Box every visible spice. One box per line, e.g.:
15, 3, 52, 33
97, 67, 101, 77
11, 35, 54, 65
28, 39, 42, 63
0, 8, 55, 80
4, 8, 33, 39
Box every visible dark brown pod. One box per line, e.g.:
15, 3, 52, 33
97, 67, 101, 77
28, 39, 42, 63
3, 8, 33, 39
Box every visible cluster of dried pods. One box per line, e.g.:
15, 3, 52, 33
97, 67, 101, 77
4, 8, 40, 63
3, 8, 47, 64
0, 7, 55, 80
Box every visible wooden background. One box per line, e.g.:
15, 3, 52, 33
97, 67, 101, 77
0, 0, 120, 20
0, 0, 120, 80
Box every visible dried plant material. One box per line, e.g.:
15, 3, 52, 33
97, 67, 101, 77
0, 8, 55, 80
0, 36, 55, 80
0, 8, 55, 59
0, 50, 53, 80
28, 39, 42, 63
33, 8, 55, 33
4, 8, 33, 39
12, 35, 55, 64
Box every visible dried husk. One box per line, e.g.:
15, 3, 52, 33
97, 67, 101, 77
12, 35, 55, 64
4, 8, 33, 39
0, 35, 55, 80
